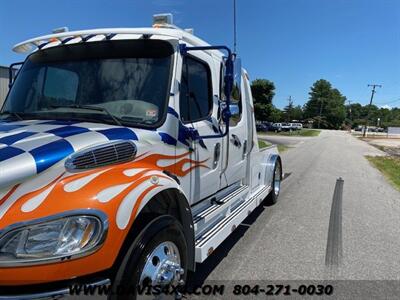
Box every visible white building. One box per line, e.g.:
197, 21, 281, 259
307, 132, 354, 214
0, 65, 11, 107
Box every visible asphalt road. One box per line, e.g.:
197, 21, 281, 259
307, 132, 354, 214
189, 130, 400, 298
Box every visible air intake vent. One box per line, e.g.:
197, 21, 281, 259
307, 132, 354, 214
66, 141, 137, 171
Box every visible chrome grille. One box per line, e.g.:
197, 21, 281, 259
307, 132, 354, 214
66, 141, 137, 171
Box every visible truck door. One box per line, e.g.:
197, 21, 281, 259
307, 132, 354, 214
178, 53, 222, 204
220, 69, 248, 187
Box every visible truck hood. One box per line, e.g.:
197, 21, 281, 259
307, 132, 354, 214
0, 119, 157, 189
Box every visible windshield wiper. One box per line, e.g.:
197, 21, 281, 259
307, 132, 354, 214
0, 111, 24, 121
50, 104, 122, 126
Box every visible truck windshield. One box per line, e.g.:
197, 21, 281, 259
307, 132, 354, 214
2, 39, 174, 127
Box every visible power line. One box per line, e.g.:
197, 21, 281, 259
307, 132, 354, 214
375, 98, 400, 105
347, 98, 400, 106
363, 84, 382, 137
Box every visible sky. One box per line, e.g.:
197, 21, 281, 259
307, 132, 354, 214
0, 0, 399, 109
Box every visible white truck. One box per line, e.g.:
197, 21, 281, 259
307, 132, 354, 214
0, 14, 282, 299
290, 123, 303, 131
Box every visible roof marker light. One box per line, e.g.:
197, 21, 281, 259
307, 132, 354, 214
184, 28, 194, 34
153, 13, 173, 27
52, 27, 69, 34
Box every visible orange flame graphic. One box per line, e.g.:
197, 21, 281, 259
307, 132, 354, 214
0, 150, 209, 285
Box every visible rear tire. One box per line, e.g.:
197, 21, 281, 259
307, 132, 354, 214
265, 159, 282, 206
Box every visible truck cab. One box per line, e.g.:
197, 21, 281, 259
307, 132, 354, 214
0, 15, 282, 299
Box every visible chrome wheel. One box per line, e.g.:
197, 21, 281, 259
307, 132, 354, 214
274, 162, 281, 196
140, 241, 184, 286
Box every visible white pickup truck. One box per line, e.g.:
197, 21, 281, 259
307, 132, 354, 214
0, 14, 282, 299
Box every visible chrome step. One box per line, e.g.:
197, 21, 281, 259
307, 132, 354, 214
194, 185, 271, 262
193, 185, 249, 238
193, 185, 249, 224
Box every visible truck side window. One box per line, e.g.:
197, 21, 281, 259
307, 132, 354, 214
180, 56, 212, 123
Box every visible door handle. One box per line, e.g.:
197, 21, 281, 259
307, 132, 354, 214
230, 134, 242, 148
242, 140, 248, 159
213, 142, 221, 169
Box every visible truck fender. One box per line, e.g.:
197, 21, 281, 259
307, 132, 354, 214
113, 174, 195, 273
264, 154, 282, 187
136, 183, 195, 271
164, 188, 195, 271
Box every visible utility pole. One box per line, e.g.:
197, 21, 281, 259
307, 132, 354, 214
363, 84, 382, 137
347, 100, 352, 124
287, 96, 293, 122
318, 97, 324, 129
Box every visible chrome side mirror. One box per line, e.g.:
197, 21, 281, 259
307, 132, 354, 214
231, 57, 242, 103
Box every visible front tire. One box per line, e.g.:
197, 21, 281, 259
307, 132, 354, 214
112, 216, 188, 300
265, 159, 282, 206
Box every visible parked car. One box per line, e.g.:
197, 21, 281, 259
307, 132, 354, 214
291, 123, 303, 130
354, 126, 363, 132
272, 123, 282, 132
281, 123, 292, 131
263, 122, 277, 131
256, 123, 268, 132
369, 127, 384, 133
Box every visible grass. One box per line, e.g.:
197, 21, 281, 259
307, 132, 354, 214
298, 129, 321, 137
258, 140, 290, 153
277, 144, 290, 153
366, 156, 400, 190
262, 129, 321, 137
370, 144, 386, 152
258, 140, 271, 149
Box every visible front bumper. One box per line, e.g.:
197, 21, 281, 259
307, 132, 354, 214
0, 278, 110, 299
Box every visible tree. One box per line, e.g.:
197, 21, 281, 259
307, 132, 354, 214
283, 100, 303, 122
292, 105, 304, 121
347, 103, 363, 121
304, 79, 332, 120
346, 103, 400, 128
269, 105, 283, 123
304, 79, 346, 129
251, 79, 278, 122
325, 88, 346, 129
251, 79, 275, 105
254, 102, 274, 121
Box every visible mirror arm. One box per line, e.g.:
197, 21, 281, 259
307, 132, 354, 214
8, 62, 24, 88
179, 44, 234, 140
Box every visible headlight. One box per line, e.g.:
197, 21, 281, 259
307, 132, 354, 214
0, 211, 107, 266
